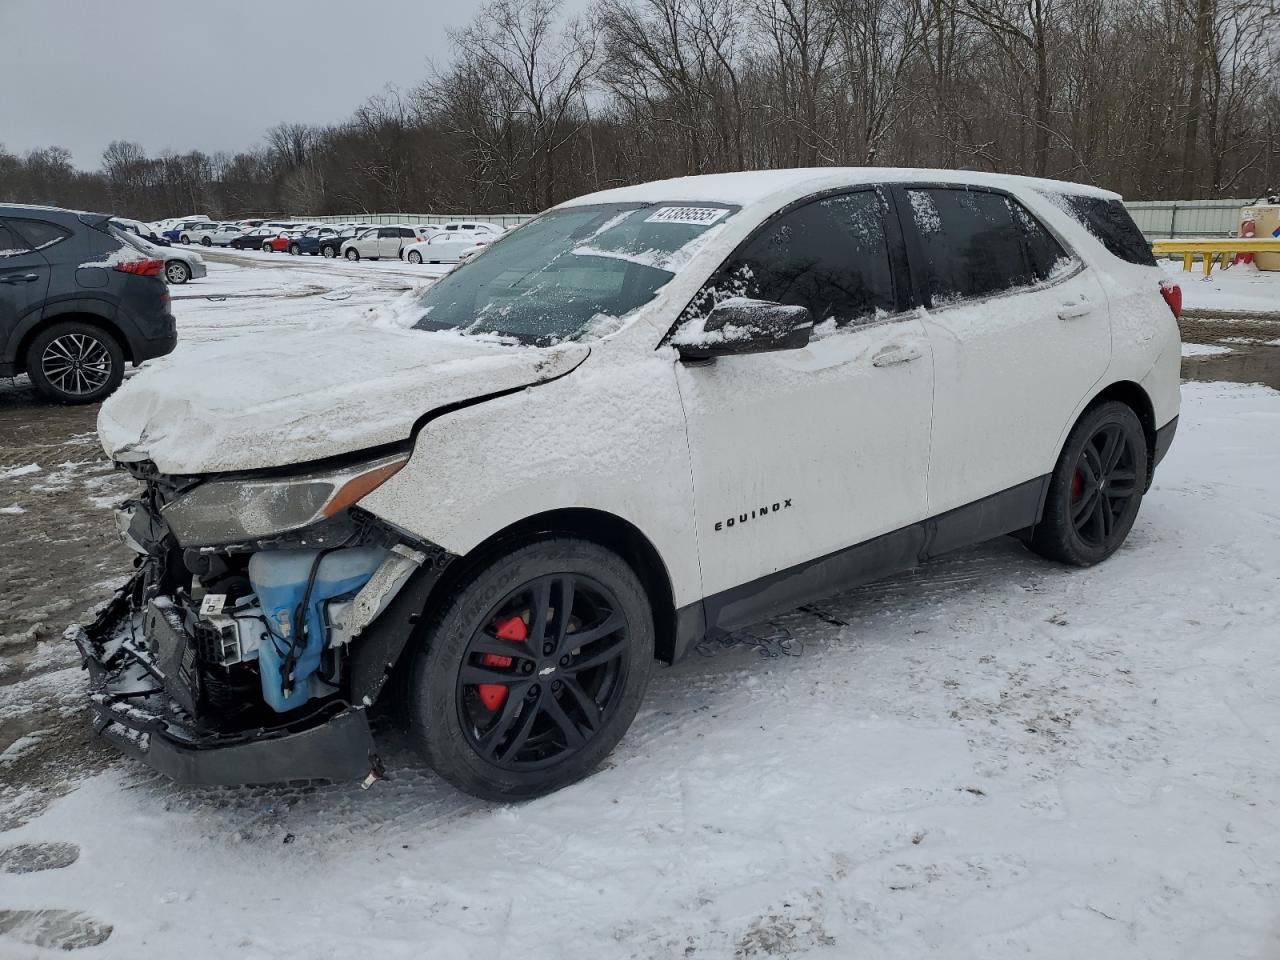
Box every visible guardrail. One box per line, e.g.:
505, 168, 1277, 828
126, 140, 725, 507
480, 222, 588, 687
1151, 238, 1280, 275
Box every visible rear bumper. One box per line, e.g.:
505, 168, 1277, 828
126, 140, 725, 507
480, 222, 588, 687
66, 587, 379, 787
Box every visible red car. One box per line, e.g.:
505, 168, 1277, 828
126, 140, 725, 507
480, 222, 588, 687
262, 232, 292, 253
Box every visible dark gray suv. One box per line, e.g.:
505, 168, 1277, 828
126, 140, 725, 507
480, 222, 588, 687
0, 204, 177, 403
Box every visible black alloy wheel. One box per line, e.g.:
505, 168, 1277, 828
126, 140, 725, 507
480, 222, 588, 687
1068, 421, 1139, 548
457, 574, 630, 771
1029, 400, 1149, 566
407, 538, 654, 800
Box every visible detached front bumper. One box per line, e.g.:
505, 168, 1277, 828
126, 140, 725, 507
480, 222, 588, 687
66, 586, 379, 787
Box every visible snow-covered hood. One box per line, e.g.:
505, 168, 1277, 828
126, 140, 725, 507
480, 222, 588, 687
98, 327, 588, 474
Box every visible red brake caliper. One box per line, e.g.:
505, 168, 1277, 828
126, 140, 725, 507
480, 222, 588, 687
477, 615, 527, 711
1070, 469, 1083, 502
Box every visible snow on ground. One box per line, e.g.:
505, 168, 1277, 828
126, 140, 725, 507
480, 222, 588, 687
1161, 258, 1280, 313
1181, 342, 1232, 357
1, 379, 1278, 959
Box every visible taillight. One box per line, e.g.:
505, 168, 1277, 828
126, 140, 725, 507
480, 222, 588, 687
1159, 280, 1181, 319
114, 257, 164, 278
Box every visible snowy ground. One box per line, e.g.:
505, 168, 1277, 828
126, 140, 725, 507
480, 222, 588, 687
0, 252, 1278, 958
1162, 257, 1280, 317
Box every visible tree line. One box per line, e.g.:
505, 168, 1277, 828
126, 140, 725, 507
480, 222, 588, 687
2, 0, 1277, 221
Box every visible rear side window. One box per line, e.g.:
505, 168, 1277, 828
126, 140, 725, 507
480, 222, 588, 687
7, 218, 71, 253
685, 190, 897, 328
906, 188, 1032, 303
0, 223, 33, 259
1009, 200, 1073, 281
1045, 193, 1155, 266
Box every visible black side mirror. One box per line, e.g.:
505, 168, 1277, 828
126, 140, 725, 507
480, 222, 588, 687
674, 298, 813, 361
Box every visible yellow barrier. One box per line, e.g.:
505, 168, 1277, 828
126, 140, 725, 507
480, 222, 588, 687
1152, 238, 1280, 276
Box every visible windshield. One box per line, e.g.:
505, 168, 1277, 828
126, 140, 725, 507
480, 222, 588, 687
412, 202, 737, 344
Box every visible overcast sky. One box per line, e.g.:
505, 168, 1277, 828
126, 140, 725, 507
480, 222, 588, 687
2, 1, 513, 169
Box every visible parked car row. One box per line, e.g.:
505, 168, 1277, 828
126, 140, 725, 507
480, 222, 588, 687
140, 214, 514, 265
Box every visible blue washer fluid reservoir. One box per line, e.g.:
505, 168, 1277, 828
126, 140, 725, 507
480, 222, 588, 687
249, 547, 388, 713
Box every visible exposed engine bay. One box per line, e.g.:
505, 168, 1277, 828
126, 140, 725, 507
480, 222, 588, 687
67, 460, 454, 785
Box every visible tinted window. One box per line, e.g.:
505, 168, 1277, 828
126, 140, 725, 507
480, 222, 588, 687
683, 191, 896, 328
1047, 193, 1156, 266
1009, 199, 1072, 281
8, 218, 71, 252
0, 223, 33, 259
906, 188, 1036, 304
378, 228, 396, 238
399, 228, 415, 238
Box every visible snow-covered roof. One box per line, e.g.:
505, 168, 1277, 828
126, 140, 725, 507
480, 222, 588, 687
559, 168, 1120, 213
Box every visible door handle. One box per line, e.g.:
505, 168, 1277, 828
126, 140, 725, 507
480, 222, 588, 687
872, 343, 923, 367
0, 273, 39, 284
1058, 301, 1091, 320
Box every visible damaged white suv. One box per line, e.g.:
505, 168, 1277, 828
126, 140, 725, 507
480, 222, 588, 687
70, 169, 1181, 800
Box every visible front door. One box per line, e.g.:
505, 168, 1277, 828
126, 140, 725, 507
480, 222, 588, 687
671, 189, 935, 632
894, 186, 1112, 515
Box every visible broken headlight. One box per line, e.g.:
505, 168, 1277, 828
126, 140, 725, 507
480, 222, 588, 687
161, 452, 408, 547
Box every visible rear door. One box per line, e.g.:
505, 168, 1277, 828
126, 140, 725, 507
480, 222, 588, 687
0, 220, 51, 354
895, 185, 1111, 515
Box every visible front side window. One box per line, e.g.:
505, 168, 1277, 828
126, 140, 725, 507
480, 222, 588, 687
8, 218, 71, 252
906, 188, 1036, 304
679, 190, 897, 330
412, 202, 737, 345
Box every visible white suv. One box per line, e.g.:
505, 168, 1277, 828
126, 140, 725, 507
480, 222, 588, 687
73, 168, 1180, 801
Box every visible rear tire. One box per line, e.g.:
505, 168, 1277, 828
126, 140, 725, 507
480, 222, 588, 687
25, 321, 124, 404
1029, 401, 1148, 566
200, 237, 212, 247
164, 260, 190, 284
322, 246, 337, 258
289, 244, 300, 255
407, 538, 654, 801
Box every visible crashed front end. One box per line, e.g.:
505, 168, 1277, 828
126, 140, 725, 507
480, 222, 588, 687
66, 453, 453, 786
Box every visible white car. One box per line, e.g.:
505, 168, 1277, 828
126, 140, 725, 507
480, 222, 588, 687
110, 219, 207, 284
77, 168, 1180, 801
403, 231, 500, 264
178, 222, 242, 246
438, 220, 504, 237
339, 224, 432, 261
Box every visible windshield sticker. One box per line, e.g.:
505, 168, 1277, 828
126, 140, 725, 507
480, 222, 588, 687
645, 207, 728, 226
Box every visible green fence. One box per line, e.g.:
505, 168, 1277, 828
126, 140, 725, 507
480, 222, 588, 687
1124, 199, 1256, 239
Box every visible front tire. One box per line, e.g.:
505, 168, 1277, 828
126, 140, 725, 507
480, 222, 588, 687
25, 322, 124, 404
289, 244, 300, 255
179, 234, 191, 244
407, 250, 422, 264
345, 248, 359, 261
407, 538, 654, 801
1029, 401, 1149, 566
